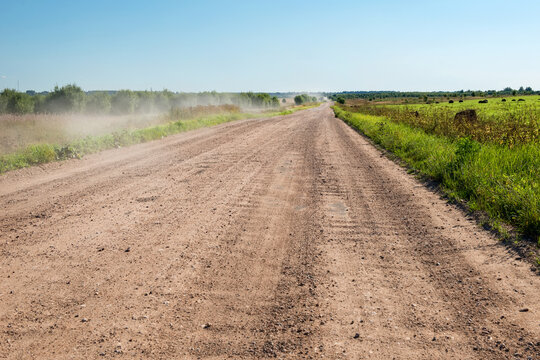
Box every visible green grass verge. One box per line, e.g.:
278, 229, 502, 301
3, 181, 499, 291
333, 105, 540, 244
0, 105, 317, 174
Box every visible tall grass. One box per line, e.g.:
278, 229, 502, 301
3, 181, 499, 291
333, 106, 540, 243
0, 104, 317, 174
0, 105, 244, 155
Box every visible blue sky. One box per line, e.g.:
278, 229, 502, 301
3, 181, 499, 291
1, 0, 539, 92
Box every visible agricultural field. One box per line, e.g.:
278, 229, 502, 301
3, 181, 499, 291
334, 95, 540, 243
344, 95, 540, 145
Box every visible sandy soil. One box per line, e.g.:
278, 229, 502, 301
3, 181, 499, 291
0, 104, 538, 359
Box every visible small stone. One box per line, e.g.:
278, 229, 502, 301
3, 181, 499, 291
81, 318, 89, 323
202, 323, 211, 329
519, 308, 529, 312
353, 333, 360, 339
124, 247, 131, 252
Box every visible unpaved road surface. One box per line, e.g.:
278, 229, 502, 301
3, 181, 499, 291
1, 104, 539, 359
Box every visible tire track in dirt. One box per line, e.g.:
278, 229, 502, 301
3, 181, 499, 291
185, 112, 323, 358
0, 104, 538, 359
313, 107, 539, 359
0, 111, 314, 358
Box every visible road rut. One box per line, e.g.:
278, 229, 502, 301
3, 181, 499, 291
0, 104, 538, 359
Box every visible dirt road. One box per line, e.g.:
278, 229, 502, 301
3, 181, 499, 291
0, 104, 538, 359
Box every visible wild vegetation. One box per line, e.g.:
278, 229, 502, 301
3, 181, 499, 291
0, 103, 316, 174
0, 84, 281, 115
333, 96, 540, 244
294, 94, 318, 105
342, 96, 540, 147
327, 87, 539, 102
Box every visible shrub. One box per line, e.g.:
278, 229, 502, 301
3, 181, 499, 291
43, 84, 85, 113
111, 90, 137, 114
1, 89, 35, 114
85, 92, 111, 114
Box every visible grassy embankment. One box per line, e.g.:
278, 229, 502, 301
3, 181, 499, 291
0, 103, 318, 174
333, 96, 539, 245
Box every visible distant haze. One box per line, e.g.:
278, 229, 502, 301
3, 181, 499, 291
0, 0, 539, 92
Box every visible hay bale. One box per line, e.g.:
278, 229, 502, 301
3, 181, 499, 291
454, 109, 477, 124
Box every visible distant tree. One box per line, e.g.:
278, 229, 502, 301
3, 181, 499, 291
1, 89, 34, 114
155, 92, 171, 112
0, 91, 8, 113
33, 94, 46, 113
230, 92, 275, 108
282, 98, 286, 103
85, 92, 111, 114
294, 94, 317, 105
43, 84, 86, 113
9, 93, 34, 114
134, 91, 155, 113
336, 97, 345, 104
111, 90, 137, 114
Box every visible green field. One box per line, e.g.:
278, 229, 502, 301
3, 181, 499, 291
345, 95, 539, 146
334, 96, 540, 244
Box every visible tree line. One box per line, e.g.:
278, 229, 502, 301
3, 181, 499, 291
294, 94, 318, 105
0, 84, 281, 115
327, 87, 539, 102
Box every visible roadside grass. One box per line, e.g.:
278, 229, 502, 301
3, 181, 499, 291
333, 105, 540, 245
0, 113, 165, 155
0, 104, 318, 174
